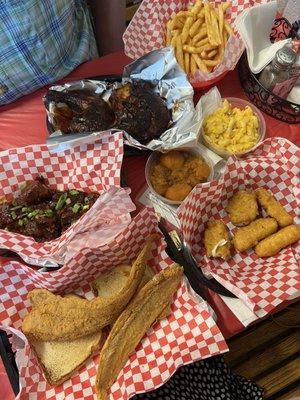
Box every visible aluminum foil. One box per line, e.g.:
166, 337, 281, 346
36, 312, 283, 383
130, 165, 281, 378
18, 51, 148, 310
46, 47, 202, 152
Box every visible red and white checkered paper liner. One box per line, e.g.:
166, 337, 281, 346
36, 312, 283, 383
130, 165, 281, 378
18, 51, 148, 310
0, 206, 228, 400
0, 131, 135, 267
178, 137, 300, 318
123, 0, 269, 83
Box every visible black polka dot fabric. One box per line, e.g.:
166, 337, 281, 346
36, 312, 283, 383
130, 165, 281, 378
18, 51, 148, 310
133, 356, 264, 400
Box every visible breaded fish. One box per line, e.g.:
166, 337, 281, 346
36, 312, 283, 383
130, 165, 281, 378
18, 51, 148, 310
233, 218, 278, 252
226, 190, 258, 226
255, 224, 300, 257
92, 263, 155, 298
22, 239, 154, 342
256, 188, 293, 228
95, 264, 183, 400
204, 219, 231, 260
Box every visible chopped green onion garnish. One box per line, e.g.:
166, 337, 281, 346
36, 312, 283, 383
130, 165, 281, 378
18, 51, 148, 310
44, 209, 53, 217
66, 198, 71, 205
10, 205, 22, 211
84, 197, 89, 204
18, 219, 24, 227
20, 182, 27, 190
11, 211, 17, 220
22, 218, 28, 225
69, 189, 79, 196
21, 207, 29, 212
28, 210, 39, 219
72, 203, 82, 214
55, 193, 67, 210
82, 204, 90, 210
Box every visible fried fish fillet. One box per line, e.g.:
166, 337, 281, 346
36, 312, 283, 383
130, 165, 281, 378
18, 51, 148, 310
233, 218, 278, 252
255, 224, 300, 257
22, 239, 154, 342
226, 190, 258, 226
95, 264, 183, 400
204, 219, 231, 260
256, 188, 293, 228
92, 263, 155, 298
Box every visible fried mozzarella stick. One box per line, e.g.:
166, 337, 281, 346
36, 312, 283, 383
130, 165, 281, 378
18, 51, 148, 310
22, 239, 154, 342
226, 190, 258, 226
255, 224, 300, 257
256, 188, 293, 228
204, 219, 231, 260
233, 218, 278, 252
96, 264, 183, 400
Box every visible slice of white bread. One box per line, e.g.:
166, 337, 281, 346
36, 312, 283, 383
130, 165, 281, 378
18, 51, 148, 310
29, 294, 104, 386
92, 263, 155, 297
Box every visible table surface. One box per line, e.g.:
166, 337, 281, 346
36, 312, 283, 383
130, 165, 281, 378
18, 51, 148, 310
0, 50, 299, 398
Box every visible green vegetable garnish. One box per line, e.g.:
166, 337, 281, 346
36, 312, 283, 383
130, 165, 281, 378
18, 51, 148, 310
28, 210, 39, 219
21, 207, 29, 212
69, 189, 79, 196
11, 211, 17, 220
82, 204, 90, 211
66, 198, 71, 205
55, 193, 67, 211
44, 209, 53, 217
18, 219, 24, 227
72, 203, 82, 214
10, 205, 22, 211
20, 182, 27, 191
22, 218, 28, 225
84, 197, 89, 204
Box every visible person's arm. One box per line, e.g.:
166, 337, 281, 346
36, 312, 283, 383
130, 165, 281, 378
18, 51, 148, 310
89, 0, 126, 56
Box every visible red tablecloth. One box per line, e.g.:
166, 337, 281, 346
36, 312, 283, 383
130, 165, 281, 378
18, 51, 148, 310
0, 50, 299, 398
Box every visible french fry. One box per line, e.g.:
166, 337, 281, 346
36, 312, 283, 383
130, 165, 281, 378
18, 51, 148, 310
166, 21, 173, 45
184, 52, 190, 74
224, 19, 233, 36
176, 10, 194, 18
190, 57, 197, 74
192, 28, 207, 44
204, 3, 218, 46
191, 53, 209, 73
191, 0, 202, 15
171, 33, 178, 47
204, 58, 220, 66
181, 16, 194, 43
198, 9, 205, 18
189, 18, 203, 37
210, 8, 222, 45
207, 49, 218, 58
176, 35, 185, 70
218, 4, 224, 39
194, 37, 209, 47
201, 49, 218, 59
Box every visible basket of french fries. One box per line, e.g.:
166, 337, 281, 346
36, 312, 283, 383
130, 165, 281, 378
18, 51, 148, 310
123, 0, 249, 89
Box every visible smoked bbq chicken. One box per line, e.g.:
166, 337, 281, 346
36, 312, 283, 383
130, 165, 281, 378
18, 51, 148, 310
0, 176, 99, 242
44, 81, 171, 144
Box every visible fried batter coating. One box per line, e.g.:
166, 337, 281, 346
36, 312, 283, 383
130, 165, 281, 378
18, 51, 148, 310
160, 150, 185, 170
204, 219, 231, 260
150, 164, 169, 196
95, 264, 183, 400
185, 157, 211, 186
22, 239, 154, 342
226, 190, 258, 226
165, 182, 192, 202
233, 218, 278, 252
255, 224, 300, 257
256, 188, 293, 228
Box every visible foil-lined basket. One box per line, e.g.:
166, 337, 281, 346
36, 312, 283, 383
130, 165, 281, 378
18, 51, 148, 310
46, 48, 202, 152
